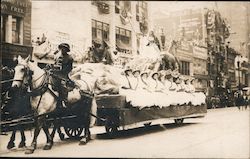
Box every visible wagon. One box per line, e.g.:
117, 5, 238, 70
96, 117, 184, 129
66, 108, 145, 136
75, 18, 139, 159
95, 94, 207, 135
1, 92, 207, 138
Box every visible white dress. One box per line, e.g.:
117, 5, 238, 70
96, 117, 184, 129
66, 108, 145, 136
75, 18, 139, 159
168, 82, 178, 105
156, 81, 171, 107
189, 84, 206, 106
130, 78, 154, 109
119, 75, 137, 103
176, 82, 190, 105
183, 84, 195, 105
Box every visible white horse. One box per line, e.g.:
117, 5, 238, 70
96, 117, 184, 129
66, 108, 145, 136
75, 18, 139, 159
12, 55, 95, 154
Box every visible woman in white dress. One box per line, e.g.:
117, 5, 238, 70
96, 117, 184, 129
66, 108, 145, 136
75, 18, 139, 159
176, 76, 189, 105
147, 72, 163, 107
131, 72, 153, 109
125, 69, 141, 105
131, 70, 140, 90
168, 72, 179, 105
156, 70, 172, 107
189, 78, 206, 106
119, 68, 135, 103
184, 78, 195, 105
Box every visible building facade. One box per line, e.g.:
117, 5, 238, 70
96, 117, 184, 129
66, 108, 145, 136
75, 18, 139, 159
31, 1, 151, 67
216, 2, 250, 88
153, 8, 209, 92
1, 0, 33, 67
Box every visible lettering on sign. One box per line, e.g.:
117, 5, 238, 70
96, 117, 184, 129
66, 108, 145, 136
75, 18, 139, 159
1, 0, 30, 17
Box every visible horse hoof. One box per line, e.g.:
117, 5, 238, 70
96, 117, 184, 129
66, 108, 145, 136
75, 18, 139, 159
59, 133, 65, 140
7, 142, 15, 149
79, 138, 87, 145
43, 143, 53, 150
25, 148, 35, 154
18, 142, 26, 148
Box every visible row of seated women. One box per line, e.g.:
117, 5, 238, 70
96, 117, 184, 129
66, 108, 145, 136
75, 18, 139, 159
119, 69, 206, 109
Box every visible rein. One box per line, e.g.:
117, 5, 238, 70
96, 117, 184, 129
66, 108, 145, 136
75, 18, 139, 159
1, 79, 23, 84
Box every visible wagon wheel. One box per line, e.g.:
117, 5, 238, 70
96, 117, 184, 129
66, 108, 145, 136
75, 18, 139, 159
174, 118, 184, 125
105, 125, 118, 136
64, 125, 83, 139
105, 119, 118, 136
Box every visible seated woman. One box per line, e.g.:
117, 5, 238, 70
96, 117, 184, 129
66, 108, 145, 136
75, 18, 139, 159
163, 70, 172, 91
130, 71, 154, 109
131, 69, 141, 90
119, 68, 136, 103
188, 78, 206, 106
147, 72, 162, 106
121, 68, 133, 89
184, 78, 196, 105
156, 70, 167, 93
176, 76, 189, 105
168, 72, 180, 105
155, 71, 172, 107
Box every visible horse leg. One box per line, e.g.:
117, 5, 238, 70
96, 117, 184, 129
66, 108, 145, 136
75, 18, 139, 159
79, 115, 91, 145
18, 127, 26, 148
25, 116, 44, 154
50, 118, 65, 141
50, 124, 57, 141
42, 125, 53, 150
7, 130, 16, 149
57, 126, 65, 140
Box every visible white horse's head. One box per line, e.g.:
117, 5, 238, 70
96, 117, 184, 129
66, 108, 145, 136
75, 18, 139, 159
12, 55, 41, 88
12, 55, 31, 88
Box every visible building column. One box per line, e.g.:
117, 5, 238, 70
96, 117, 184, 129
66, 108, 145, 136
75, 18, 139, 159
190, 62, 194, 76
131, 2, 137, 55
6, 15, 12, 43
85, 1, 92, 50
109, 1, 116, 54
19, 19, 24, 45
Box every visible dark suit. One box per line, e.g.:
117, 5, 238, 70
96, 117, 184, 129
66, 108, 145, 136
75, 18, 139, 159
53, 53, 73, 104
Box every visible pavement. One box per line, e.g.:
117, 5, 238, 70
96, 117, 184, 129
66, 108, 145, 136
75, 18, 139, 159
0, 106, 249, 158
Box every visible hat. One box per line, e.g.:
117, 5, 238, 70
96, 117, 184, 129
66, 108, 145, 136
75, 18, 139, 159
132, 70, 141, 75
92, 39, 102, 45
140, 72, 149, 77
171, 71, 180, 78
190, 77, 195, 82
58, 43, 70, 52
151, 72, 159, 79
124, 68, 132, 75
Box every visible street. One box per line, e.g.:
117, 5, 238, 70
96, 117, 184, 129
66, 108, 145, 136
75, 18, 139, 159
0, 106, 249, 158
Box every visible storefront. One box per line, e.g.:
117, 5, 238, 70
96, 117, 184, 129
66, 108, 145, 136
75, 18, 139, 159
1, 0, 33, 67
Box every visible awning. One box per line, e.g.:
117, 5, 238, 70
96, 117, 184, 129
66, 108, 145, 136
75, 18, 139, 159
116, 41, 132, 50
193, 74, 210, 80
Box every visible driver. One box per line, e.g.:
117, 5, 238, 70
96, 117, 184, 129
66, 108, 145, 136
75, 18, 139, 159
53, 43, 73, 108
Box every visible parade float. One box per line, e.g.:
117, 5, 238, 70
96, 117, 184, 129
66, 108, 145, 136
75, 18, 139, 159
67, 35, 207, 135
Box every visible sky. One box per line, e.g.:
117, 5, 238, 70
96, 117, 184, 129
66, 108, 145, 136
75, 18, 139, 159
149, 1, 231, 16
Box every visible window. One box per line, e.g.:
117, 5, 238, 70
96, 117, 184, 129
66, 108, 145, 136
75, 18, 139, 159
92, 19, 109, 42
116, 27, 132, 53
1, 15, 7, 42
12, 16, 21, 44
115, 1, 120, 14
116, 1, 131, 14
136, 1, 148, 22
180, 61, 190, 75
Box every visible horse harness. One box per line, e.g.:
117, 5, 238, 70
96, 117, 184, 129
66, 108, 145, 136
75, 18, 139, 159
23, 67, 60, 110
